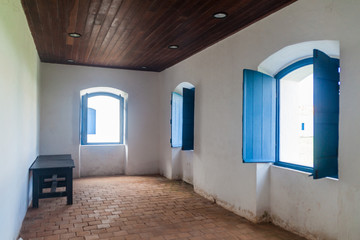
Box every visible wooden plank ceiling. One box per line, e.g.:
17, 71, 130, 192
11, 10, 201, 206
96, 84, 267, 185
21, 0, 296, 72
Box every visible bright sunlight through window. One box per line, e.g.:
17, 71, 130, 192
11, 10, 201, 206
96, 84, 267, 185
87, 96, 120, 143
280, 65, 313, 168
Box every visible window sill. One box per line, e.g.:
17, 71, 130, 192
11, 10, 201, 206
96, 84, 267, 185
80, 143, 125, 146
271, 164, 339, 181
272, 164, 311, 176
171, 146, 194, 151
274, 161, 312, 174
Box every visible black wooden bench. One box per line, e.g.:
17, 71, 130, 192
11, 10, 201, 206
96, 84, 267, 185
30, 154, 75, 208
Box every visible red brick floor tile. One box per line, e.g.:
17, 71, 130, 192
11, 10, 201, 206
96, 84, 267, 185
20, 176, 305, 240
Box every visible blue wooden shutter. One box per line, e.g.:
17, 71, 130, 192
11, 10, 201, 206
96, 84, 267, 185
171, 92, 183, 147
87, 108, 96, 134
182, 88, 195, 150
119, 95, 124, 144
313, 49, 339, 179
81, 94, 88, 145
243, 69, 276, 163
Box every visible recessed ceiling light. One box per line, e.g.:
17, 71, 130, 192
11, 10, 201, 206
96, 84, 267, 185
141, 66, 147, 69
168, 45, 179, 49
68, 32, 81, 38
213, 12, 227, 19
67, 59, 75, 63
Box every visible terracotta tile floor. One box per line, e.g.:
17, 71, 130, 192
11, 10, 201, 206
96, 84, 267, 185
20, 176, 305, 240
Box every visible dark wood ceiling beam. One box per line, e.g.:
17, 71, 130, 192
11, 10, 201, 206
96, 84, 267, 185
135, 0, 236, 70
93, 0, 138, 66
21, 0, 297, 72
122, 0, 245, 69
36, 0, 59, 61
71, 0, 91, 63
125, 0, 194, 67
84, 0, 113, 62
63, 0, 79, 62
90, 0, 125, 65
117, 0, 200, 68
87, 0, 123, 64
103, 0, 149, 66
157, 0, 297, 71
133, 4, 214, 68
77, 0, 102, 64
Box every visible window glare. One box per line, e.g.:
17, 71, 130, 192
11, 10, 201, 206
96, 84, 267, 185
280, 67, 313, 168
171, 93, 183, 147
87, 96, 120, 143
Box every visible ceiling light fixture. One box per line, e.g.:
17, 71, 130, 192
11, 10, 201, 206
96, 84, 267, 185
168, 45, 179, 49
68, 32, 81, 38
213, 12, 228, 19
141, 66, 147, 69
67, 59, 75, 63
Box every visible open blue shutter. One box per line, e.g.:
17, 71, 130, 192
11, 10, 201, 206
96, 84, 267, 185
313, 49, 339, 179
171, 92, 183, 147
243, 69, 276, 163
81, 94, 88, 144
182, 88, 195, 150
87, 108, 96, 134
119, 95, 124, 144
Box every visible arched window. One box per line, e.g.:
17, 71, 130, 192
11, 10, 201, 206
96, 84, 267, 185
243, 46, 340, 179
81, 90, 125, 145
171, 82, 195, 150
276, 58, 314, 169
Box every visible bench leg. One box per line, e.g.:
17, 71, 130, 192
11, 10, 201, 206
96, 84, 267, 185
32, 172, 39, 208
66, 169, 73, 205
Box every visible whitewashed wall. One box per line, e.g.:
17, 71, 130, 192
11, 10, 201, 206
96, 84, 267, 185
159, 40, 258, 220
0, 1, 40, 239
8, 0, 359, 239
39, 63, 161, 177
159, 0, 360, 239
80, 145, 126, 176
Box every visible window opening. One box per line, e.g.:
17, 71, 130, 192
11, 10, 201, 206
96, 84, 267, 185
243, 49, 339, 179
170, 84, 195, 150
81, 92, 124, 145
279, 65, 313, 168
87, 95, 120, 143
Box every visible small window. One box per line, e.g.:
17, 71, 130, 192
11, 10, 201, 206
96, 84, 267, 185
171, 92, 183, 148
170, 87, 195, 150
81, 92, 124, 145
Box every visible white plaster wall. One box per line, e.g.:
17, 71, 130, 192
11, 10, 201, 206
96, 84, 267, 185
169, 148, 194, 185
0, 1, 40, 239
159, 0, 360, 238
180, 151, 194, 184
270, 166, 338, 240
171, 148, 182, 180
39, 63, 160, 177
80, 145, 126, 177
255, 164, 271, 220
159, 38, 258, 220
